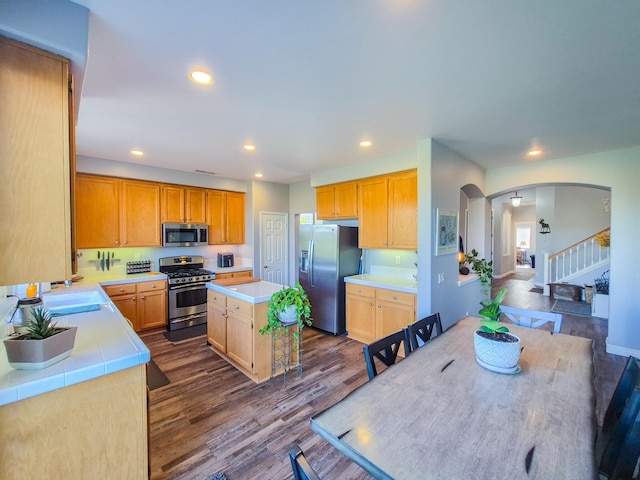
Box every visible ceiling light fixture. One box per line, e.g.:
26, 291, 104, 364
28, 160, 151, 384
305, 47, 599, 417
359, 140, 372, 148
244, 144, 256, 151
511, 191, 522, 207
189, 70, 213, 85
130, 149, 144, 156
254, 173, 263, 178
527, 148, 542, 156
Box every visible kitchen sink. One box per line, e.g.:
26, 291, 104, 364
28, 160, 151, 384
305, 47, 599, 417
42, 291, 107, 316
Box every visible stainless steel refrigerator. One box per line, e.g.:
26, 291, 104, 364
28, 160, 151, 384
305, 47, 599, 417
298, 225, 361, 335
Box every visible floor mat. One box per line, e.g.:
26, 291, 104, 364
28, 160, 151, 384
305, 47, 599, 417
163, 323, 207, 342
551, 299, 593, 318
529, 287, 544, 294
148, 358, 170, 391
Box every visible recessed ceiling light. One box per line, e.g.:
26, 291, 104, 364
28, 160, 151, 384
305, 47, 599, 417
527, 149, 543, 156
189, 70, 213, 85
254, 173, 263, 178
360, 140, 373, 148
130, 149, 144, 156
244, 144, 256, 151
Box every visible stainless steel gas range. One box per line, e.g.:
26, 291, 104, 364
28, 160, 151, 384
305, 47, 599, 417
159, 256, 215, 331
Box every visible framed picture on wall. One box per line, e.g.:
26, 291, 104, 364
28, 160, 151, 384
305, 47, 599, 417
436, 208, 459, 256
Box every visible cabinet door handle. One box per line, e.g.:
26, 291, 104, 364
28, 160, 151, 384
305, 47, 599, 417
115, 241, 119, 245
370, 302, 375, 306
234, 305, 240, 309
140, 296, 145, 300
357, 289, 362, 293
377, 304, 381, 308
132, 298, 136, 302
119, 288, 124, 292
123, 240, 128, 245
151, 284, 156, 288
393, 295, 397, 300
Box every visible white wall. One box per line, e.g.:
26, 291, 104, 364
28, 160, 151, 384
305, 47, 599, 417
421, 139, 487, 331
486, 146, 640, 356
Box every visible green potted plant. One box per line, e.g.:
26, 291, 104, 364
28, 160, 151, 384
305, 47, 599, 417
462, 249, 493, 294
259, 281, 312, 349
592, 270, 609, 319
4, 306, 77, 370
473, 288, 521, 374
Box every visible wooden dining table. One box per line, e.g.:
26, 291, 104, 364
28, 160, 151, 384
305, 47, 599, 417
310, 317, 597, 480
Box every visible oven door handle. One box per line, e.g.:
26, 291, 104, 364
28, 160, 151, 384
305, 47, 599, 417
169, 283, 208, 292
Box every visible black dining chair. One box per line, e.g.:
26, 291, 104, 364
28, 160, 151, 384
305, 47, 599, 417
289, 444, 321, 480
363, 329, 411, 380
407, 313, 443, 352
602, 356, 640, 434
599, 385, 640, 479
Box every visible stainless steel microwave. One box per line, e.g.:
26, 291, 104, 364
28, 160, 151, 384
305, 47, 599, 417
162, 223, 209, 247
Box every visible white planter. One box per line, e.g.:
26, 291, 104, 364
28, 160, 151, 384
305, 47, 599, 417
592, 293, 609, 319
473, 330, 521, 373
277, 305, 299, 325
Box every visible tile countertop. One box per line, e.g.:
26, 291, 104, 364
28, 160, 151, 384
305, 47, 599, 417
344, 274, 418, 294
206, 280, 284, 304
0, 280, 151, 407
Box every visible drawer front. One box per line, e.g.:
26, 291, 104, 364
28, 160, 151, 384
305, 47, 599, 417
346, 283, 375, 298
226, 297, 253, 318
207, 290, 227, 308
103, 283, 137, 296
137, 280, 167, 293
376, 288, 415, 307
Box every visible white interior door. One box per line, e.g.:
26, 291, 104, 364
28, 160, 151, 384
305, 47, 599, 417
260, 212, 288, 285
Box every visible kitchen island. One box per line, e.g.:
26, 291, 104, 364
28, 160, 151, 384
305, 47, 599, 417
206, 280, 285, 383
0, 284, 150, 479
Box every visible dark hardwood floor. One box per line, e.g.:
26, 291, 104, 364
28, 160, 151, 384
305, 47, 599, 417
142, 271, 626, 480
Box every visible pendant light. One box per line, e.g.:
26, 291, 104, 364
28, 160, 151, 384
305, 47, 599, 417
511, 192, 522, 207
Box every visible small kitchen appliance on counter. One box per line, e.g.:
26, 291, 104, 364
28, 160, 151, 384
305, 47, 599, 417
159, 256, 215, 331
217, 252, 234, 268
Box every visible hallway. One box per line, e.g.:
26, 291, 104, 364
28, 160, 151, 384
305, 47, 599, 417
491, 271, 626, 425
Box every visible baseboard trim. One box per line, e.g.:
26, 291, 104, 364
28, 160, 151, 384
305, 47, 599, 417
606, 338, 640, 358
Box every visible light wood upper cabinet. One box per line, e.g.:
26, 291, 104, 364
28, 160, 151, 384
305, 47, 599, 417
388, 171, 418, 250
121, 180, 161, 246
358, 177, 390, 249
161, 186, 206, 223
316, 181, 358, 219
358, 170, 417, 250
0, 37, 72, 285
76, 175, 120, 249
76, 175, 161, 248
207, 191, 245, 245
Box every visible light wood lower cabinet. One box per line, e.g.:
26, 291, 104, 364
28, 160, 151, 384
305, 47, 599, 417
0, 365, 148, 479
214, 269, 253, 280
207, 291, 273, 383
104, 280, 167, 331
346, 283, 416, 345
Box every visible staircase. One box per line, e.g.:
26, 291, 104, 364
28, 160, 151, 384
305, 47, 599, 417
542, 228, 610, 295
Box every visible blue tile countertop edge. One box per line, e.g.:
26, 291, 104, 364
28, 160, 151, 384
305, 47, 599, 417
0, 283, 150, 407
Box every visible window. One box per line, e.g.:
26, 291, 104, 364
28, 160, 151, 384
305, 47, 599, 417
516, 226, 531, 249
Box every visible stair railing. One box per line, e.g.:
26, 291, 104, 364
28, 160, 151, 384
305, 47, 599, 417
543, 228, 610, 291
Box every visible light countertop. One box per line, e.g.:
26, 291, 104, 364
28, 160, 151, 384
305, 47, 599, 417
0, 280, 151, 407
207, 280, 284, 303
344, 274, 417, 294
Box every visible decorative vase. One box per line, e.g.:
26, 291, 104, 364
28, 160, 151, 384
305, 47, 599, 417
3, 327, 77, 370
277, 306, 299, 326
473, 330, 521, 374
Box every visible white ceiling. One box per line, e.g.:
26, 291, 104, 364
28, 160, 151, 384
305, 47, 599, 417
71, 1, 640, 184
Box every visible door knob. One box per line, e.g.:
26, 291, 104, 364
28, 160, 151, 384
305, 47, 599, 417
263, 265, 268, 269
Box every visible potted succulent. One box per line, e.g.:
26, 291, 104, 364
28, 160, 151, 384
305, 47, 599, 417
4, 306, 77, 370
259, 281, 312, 350
473, 288, 521, 374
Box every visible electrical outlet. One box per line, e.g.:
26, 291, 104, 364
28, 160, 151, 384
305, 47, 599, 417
395, 255, 401, 265
438, 273, 445, 284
